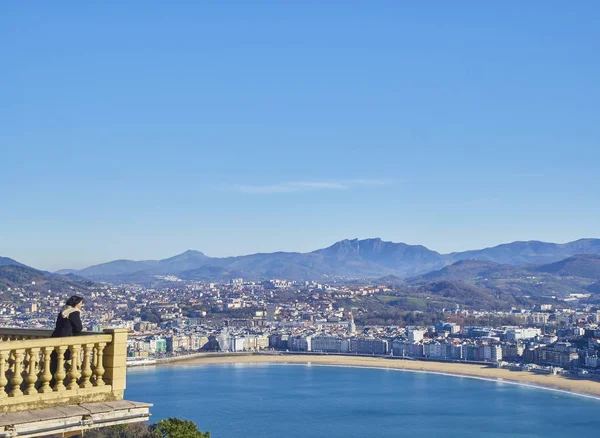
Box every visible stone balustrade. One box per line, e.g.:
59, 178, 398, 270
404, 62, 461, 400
0, 329, 53, 341
0, 328, 129, 414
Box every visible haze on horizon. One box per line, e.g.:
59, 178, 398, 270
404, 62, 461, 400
1, 2, 599, 271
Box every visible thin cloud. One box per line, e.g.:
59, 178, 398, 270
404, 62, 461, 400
226, 179, 390, 194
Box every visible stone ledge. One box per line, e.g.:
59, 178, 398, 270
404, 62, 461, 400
0, 386, 117, 414
0, 400, 152, 438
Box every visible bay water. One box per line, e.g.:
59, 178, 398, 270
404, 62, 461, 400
125, 363, 600, 437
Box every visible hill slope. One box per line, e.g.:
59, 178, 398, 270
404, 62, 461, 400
534, 254, 600, 279
0, 265, 96, 295
408, 259, 516, 283
415, 280, 512, 310
587, 281, 600, 294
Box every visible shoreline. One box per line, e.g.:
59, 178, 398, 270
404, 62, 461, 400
160, 353, 600, 400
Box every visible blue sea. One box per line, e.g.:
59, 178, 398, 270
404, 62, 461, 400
125, 363, 600, 437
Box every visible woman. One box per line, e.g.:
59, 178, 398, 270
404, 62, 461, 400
50, 295, 84, 383
51, 295, 84, 337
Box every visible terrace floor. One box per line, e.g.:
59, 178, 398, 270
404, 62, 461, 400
0, 400, 151, 438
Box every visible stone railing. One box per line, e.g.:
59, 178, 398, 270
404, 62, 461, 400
0, 329, 54, 341
0, 328, 128, 414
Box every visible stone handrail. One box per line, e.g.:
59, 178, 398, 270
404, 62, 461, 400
0, 329, 54, 341
0, 328, 129, 414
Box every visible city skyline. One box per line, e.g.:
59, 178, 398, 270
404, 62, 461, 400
2, 2, 599, 270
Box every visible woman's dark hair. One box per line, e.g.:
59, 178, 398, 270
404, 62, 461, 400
65, 295, 84, 307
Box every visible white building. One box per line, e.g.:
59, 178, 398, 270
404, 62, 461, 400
506, 328, 541, 342
491, 345, 502, 362
408, 329, 425, 343
231, 336, 246, 352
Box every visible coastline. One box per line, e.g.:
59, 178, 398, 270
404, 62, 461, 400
163, 353, 600, 400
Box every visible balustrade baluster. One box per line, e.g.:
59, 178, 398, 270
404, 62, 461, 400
94, 342, 106, 386
24, 347, 40, 395
6, 352, 14, 388
53, 346, 67, 391
9, 349, 24, 397
39, 346, 53, 393
91, 345, 98, 385
80, 343, 94, 388
22, 351, 29, 381
0, 350, 8, 398
68, 344, 81, 390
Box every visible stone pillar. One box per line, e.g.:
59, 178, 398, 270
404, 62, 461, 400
80, 343, 94, 388
102, 328, 129, 399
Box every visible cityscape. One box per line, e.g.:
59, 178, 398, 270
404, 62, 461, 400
3, 265, 600, 380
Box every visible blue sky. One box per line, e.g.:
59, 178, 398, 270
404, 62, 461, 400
1, 1, 599, 271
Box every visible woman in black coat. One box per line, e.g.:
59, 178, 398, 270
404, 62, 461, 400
51, 295, 84, 338
50, 295, 84, 382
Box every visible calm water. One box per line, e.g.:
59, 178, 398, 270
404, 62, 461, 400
125, 364, 600, 437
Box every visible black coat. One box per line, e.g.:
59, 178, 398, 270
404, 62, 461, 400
51, 306, 83, 338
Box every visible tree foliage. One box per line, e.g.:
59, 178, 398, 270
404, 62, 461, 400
152, 418, 210, 438
78, 418, 209, 438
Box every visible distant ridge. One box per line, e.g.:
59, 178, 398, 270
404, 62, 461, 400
447, 238, 600, 265
0, 257, 27, 268
50, 237, 600, 284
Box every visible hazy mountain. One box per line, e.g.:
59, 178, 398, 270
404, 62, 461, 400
56, 237, 600, 284
66, 250, 210, 280
158, 250, 210, 272
67, 259, 159, 277
534, 254, 600, 279
0, 257, 27, 268
61, 238, 446, 283
311, 238, 446, 277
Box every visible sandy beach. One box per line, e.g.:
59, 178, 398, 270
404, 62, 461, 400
167, 354, 600, 399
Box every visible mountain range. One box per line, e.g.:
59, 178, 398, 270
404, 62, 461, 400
51, 237, 600, 284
